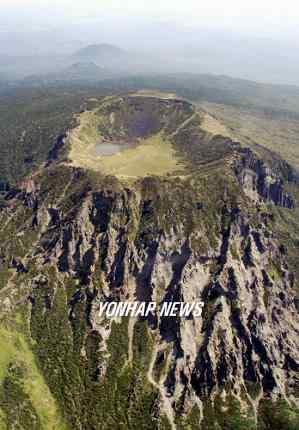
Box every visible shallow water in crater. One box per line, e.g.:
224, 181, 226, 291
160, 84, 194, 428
95, 143, 124, 156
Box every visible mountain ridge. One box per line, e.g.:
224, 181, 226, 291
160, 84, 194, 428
0, 94, 298, 429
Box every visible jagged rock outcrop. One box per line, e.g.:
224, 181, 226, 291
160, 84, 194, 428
0, 95, 298, 429
2, 161, 297, 428
235, 148, 295, 208
47, 133, 68, 164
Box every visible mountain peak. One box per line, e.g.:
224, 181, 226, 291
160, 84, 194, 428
74, 43, 125, 60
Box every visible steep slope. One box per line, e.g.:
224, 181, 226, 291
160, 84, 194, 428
0, 94, 298, 430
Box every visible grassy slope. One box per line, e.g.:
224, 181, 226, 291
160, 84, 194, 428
0, 314, 67, 429
199, 111, 232, 139
201, 102, 299, 170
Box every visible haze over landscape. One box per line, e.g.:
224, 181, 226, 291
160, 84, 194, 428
1, 0, 299, 85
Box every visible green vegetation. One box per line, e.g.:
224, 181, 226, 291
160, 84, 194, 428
0, 81, 299, 430
177, 405, 202, 429
258, 399, 299, 430
200, 395, 256, 430
0, 363, 41, 430
230, 243, 239, 260
27, 264, 160, 429
202, 101, 299, 170
2, 73, 299, 186
0, 314, 67, 429
69, 95, 190, 178
270, 186, 299, 292
245, 381, 261, 400
71, 128, 182, 178
0, 88, 87, 184
29, 269, 83, 429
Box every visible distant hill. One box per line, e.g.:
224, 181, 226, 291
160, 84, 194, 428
72, 43, 137, 75
23, 61, 113, 85
73, 44, 125, 61
61, 61, 107, 80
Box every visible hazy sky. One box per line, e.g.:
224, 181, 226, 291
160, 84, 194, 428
2, 0, 299, 39
2, 0, 299, 86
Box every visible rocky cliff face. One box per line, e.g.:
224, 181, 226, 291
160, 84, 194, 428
0, 95, 298, 430
1, 167, 298, 428
235, 147, 295, 209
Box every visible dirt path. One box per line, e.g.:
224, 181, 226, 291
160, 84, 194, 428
126, 318, 176, 428
127, 317, 137, 365
249, 389, 264, 425
147, 344, 176, 430
170, 112, 197, 139
56, 178, 73, 206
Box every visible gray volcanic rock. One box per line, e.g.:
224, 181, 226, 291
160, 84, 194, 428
236, 148, 295, 208
0, 95, 298, 429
